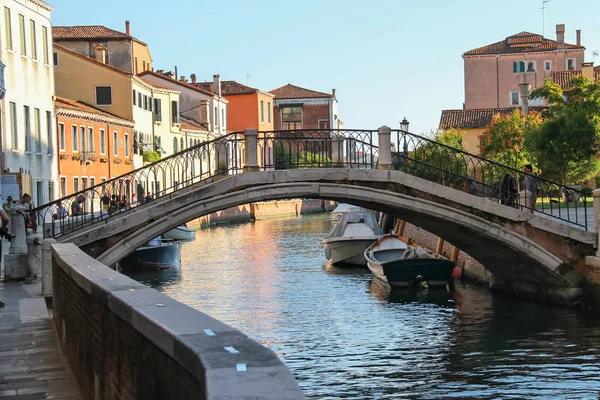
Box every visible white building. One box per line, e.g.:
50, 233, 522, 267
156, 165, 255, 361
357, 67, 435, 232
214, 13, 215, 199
0, 0, 56, 206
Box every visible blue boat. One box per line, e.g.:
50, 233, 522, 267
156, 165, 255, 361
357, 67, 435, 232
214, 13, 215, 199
121, 238, 181, 271
365, 234, 454, 289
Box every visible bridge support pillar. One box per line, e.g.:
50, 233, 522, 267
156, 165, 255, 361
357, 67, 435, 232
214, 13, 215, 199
243, 128, 260, 173
331, 133, 345, 167
3, 208, 28, 281
377, 125, 393, 170
41, 239, 57, 296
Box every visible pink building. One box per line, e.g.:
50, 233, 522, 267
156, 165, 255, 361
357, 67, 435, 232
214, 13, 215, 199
463, 24, 585, 109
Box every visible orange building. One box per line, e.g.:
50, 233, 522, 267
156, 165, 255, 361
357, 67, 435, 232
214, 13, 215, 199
192, 78, 274, 132
55, 97, 135, 198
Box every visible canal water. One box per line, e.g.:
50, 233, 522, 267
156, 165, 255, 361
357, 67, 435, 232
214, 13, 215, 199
125, 214, 600, 399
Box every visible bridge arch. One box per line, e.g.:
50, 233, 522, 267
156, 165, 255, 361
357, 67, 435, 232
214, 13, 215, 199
65, 169, 594, 288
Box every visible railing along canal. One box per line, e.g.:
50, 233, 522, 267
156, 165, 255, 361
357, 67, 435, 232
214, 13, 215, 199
30, 127, 588, 239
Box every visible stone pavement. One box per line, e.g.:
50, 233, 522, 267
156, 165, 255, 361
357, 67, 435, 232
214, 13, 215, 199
0, 270, 84, 399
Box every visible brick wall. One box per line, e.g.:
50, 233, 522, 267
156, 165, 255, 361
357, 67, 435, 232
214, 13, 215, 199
51, 243, 304, 400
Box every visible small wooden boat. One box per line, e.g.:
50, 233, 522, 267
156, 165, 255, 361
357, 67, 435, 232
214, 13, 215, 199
331, 203, 365, 221
120, 238, 181, 271
163, 225, 195, 241
364, 234, 454, 288
322, 211, 382, 266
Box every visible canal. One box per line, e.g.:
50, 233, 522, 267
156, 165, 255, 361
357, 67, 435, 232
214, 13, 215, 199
125, 214, 600, 399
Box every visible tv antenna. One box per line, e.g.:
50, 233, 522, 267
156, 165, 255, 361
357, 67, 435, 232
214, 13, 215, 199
593, 51, 599, 64
246, 73, 254, 85
541, 0, 551, 36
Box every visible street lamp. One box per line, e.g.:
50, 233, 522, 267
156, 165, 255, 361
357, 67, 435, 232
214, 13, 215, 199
400, 117, 409, 132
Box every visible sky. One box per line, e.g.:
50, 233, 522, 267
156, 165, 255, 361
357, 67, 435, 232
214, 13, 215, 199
47, 0, 600, 135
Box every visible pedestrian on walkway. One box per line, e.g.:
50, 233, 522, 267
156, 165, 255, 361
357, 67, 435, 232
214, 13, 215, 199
523, 164, 538, 214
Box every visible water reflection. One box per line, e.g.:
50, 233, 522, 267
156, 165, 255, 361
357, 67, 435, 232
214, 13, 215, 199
127, 214, 600, 399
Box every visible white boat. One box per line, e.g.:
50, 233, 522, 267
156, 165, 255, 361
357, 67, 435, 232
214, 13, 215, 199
365, 234, 455, 288
322, 211, 383, 266
163, 225, 195, 241
331, 203, 365, 221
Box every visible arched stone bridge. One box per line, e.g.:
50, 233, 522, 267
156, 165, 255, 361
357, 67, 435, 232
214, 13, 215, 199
58, 168, 595, 292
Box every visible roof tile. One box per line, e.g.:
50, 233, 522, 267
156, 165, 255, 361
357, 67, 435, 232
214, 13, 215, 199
53, 25, 138, 41
55, 97, 133, 123
193, 80, 259, 96
269, 84, 333, 99
464, 31, 582, 56
439, 107, 545, 129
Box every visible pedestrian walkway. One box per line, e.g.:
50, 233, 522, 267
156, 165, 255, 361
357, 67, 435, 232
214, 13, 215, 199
0, 280, 84, 399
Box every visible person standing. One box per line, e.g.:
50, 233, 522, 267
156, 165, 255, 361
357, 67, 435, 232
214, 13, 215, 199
144, 191, 153, 203
523, 164, 538, 214
20, 193, 37, 231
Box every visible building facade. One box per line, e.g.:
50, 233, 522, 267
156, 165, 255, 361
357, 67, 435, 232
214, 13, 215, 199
463, 24, 585, 109
55, 97, 134, 199
192, 78, 275, 132
269, 84, 340, 131
52, 22, 152, 75
0, 0, 57, 206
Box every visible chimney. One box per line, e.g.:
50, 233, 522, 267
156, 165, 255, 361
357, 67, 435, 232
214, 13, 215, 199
576, 29, 581, 47
164, 71, 174, 79
582, 62, 594, 79
190, 74, 197, 84
94, 45, 107, 64
200, 100, 211, 129
125, 21, 130, 36
519, 83, 531, 115
179, 76, 188, 83
213, 74, 221, 96
332, 88, 336, 99
556, 24, 565, 49
156, 69, 164, 74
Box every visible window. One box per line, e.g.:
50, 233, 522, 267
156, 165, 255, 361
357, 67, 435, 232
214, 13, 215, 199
49, 181, 54, 202
42, 26, 48, 64
53, 51, 58, 66
173, 137, 178, 153
143, 95, 148, 111
29, 20, 36, 60
88, 127, 94, 153
513, 61, 525, 73
142, 60, 146, 71
71, 125, 78, 152
134, 57, 138, 74
58, 123, 65, 151
172, 101, 180, 124
95, 86, 112, 106
24, 106, 31, 151
73, 177, 79, 194
80, 126, 86, 153
281, 107, 302, 130
46, 111, 52, 153
567, 58, 576, 71
133, 90, 136, 106
113, 131, 118, 156
221, 108, 225, 128
124, 133, 129, 157
18, 14, 25, 56
526, 61, 535, 72
4, 8, 12, 51
90, 178, 95, 196
267, 102, 271, 123
154, 98, 162, 122
60, 177, 66, 197
510, 91, 520, 106
214, 106, 218, 127
100, 129, 106, 155
138, 93, 142, 108
544, 61, 552, 71
9, 102, 17, 150
34, 108, 41, 152
260, 100, 264, 123
180, 137, 184, 151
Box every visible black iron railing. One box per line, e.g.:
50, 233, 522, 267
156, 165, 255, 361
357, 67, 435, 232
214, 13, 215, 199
391, 129, 588, 229
30, 127, 589, 240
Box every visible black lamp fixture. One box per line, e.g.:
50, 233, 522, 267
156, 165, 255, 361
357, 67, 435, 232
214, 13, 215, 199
400, 117, 409, 132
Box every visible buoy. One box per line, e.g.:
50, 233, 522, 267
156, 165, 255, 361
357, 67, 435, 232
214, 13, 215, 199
452, 266, 462, 279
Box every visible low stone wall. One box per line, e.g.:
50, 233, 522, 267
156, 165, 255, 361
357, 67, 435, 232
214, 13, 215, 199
52, 243, 304, 400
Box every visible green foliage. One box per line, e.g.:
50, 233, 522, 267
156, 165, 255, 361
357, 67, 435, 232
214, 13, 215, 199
143, 150, 161, 163
479, 109, 542, 168
435, 128, 465, 150
274, 143, 332, 169
527, 77, 600, 184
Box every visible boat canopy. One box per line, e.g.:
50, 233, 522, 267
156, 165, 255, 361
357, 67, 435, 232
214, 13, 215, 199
332, 203, 364, 214
325, 211, 383, 239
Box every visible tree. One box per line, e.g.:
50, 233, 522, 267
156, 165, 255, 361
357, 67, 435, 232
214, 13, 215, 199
479, 109, 542, 168
527, 76, 600, 183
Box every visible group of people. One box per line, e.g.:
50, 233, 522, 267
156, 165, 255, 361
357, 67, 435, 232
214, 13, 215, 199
499, 164, 538, 214
0, 193, 37, 241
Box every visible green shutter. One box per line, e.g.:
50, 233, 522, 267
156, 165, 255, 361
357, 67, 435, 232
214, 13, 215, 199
513, 61, 517, 73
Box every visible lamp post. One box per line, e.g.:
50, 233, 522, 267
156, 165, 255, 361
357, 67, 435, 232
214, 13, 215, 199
399, 118, 410, 172
400, 117, 409, 132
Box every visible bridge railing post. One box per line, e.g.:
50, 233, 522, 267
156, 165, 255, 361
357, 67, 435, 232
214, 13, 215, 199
243, 128, 260, 173
377, 125, 392, 170
331, 133, 345, 167
593, 189, 600, 255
